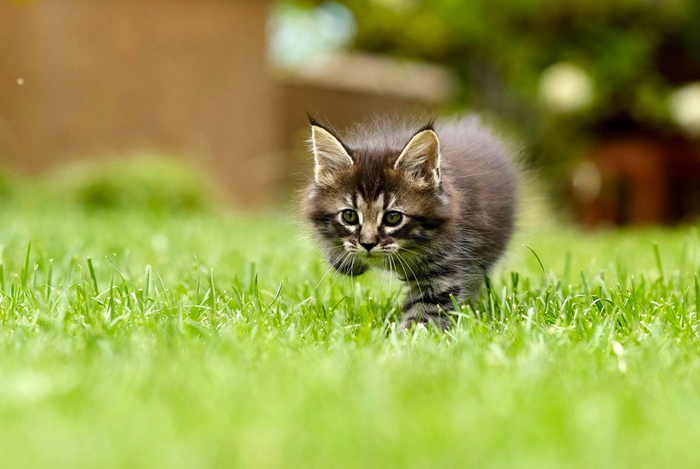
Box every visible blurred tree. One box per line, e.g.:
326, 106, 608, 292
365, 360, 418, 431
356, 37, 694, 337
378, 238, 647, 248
278, 0, 700, 184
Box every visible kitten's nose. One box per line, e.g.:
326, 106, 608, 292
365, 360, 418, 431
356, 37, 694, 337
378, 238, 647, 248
360, 242, 377, 252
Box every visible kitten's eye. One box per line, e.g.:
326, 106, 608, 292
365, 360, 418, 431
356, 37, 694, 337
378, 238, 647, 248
383, 211, 403, 227
341, 209, 359, 225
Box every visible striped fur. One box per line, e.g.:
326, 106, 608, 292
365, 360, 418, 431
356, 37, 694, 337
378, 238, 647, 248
302, 114, 516, 330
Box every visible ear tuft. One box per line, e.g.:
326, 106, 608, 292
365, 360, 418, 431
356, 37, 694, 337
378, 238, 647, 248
311, 124, 353, 185
416, 120, 436, 133
393, 129, 441, 187
307, 112, 322, 128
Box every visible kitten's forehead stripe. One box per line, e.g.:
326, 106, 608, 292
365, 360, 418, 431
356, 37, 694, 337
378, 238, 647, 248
386, 194, 396, 210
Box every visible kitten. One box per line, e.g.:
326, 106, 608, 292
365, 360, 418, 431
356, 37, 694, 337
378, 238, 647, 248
302, 114, 516, 330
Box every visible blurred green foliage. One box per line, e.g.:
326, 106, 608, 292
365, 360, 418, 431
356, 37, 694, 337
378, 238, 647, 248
288, 0, 700, 181
0, 169, 16, 201
50, 157, 215, 213
1, 157, 215, 214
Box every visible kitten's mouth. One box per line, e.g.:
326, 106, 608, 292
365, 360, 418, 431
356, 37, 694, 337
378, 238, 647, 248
344, 244, 397, 257
353, 247, 399, 257
358, 252, 386, 266
359, 250, 388, 258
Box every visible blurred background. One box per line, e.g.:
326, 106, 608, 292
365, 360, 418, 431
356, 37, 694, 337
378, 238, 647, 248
1, 0, 700, 226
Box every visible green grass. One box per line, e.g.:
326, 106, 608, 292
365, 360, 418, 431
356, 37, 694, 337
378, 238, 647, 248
1, 197, 700, 468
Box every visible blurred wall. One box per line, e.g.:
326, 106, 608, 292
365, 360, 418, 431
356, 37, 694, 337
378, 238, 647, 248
0, 0, 454, 207
0, 0, 280, 206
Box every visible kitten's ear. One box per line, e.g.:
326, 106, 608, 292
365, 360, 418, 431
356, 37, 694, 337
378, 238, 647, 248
310, 124, 353, 185
394, 128, 441, 187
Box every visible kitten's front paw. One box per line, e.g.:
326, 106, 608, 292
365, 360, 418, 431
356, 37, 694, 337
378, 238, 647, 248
399, 312, 453, 331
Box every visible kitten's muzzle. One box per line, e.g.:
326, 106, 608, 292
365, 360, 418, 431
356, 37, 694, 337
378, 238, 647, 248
359, 242, 377, 252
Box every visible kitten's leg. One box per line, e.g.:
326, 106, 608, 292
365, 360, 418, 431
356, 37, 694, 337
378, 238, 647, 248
399, 277, 465, 331
398, 266, 487, 330
463, 267, 487, 300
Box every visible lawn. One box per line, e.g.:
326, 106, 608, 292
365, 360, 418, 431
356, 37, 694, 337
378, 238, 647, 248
1, 171, 700, 468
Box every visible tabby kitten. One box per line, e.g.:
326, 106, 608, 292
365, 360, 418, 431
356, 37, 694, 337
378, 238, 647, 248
303, 115, 516, 330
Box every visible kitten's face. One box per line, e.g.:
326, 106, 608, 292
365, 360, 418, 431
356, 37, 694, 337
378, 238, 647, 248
327, 191, 406, 260
304, 121, 450, 270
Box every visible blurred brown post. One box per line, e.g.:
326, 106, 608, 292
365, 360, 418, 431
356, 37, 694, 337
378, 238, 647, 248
575, 135, 700, 227
0, 0, 280, 207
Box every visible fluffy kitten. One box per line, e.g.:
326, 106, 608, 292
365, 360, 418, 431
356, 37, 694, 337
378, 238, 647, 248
303, 115, 516, 330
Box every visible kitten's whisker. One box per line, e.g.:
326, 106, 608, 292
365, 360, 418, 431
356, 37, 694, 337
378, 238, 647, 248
387, 253, 394, 274
392, 253, 416, 306
312, 250, 347, 295
396, 252, 424, 301
398, 247, 423, 257
323, 255, 346, 297
462, 169, 501, 178
341, 254, 355, 305
323, 251, 352, 302
347, 255, 361, 313
384, 254, 395, 293
390, 254, 401, 295
377, 257, 387, 294
349, 255, 356, 287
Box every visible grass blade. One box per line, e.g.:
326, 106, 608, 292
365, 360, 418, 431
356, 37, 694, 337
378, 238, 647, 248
87, 257, 99, 293
21, 241, 31, 288
524, 244, 545, 274
653, 242, 664, 282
